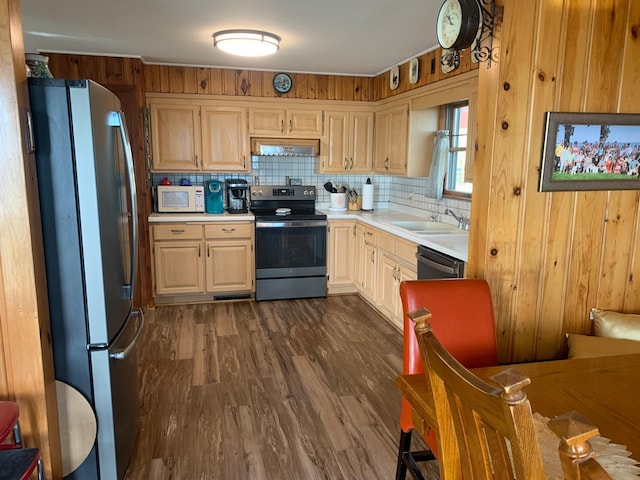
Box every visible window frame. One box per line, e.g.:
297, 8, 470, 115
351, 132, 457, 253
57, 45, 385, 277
442, 100, 472, 199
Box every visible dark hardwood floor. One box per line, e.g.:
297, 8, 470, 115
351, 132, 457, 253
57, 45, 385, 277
124, 295, 438, 479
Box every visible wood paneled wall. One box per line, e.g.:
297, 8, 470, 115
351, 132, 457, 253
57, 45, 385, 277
141, 47, 477, 101
1, 0, 61, 477
470, 0, 640, 363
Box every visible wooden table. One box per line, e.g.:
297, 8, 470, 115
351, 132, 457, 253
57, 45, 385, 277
397, 353, 640, 459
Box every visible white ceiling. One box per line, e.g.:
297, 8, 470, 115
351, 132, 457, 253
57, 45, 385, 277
20, 0, 442, 77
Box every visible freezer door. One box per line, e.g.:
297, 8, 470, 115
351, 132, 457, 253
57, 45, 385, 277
69, 81, 136, 345
91, 309, 143, 480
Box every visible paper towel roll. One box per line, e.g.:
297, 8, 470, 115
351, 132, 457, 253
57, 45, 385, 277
361, 183, 374, 211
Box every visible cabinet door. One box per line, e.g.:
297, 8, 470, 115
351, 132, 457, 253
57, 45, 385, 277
248, 108, 286, 135
360, 242, 377, 302
150, 103, 201, 171
287, 109, 323, 136
393, 263, 417, 330
387, 105, 409, 174
205, 240, 253, 293
328, 221, 355, 288
201, 107, 249, 172
377, 251, 399, 319
374, 104, 408, 174
374, 110, 391, 172
323, 111, 349, 173
350, 111, 374, 172
153, 241, 205, 295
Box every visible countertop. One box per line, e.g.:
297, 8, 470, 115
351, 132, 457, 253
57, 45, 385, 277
148, 211, 254, 222
320, 205, 469, 262
148, 204, 469, 262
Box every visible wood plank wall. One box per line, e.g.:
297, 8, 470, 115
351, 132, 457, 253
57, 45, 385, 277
1, 0, 61, 477
470, 0, 640, 363
141, 47, 477, 99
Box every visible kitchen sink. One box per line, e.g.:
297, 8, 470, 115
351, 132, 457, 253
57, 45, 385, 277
391, 221, 462, 235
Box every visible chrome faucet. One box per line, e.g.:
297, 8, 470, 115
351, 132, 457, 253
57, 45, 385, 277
444, 208, 470, 231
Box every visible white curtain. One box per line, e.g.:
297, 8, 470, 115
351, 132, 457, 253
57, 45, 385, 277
425, 130, 450, 200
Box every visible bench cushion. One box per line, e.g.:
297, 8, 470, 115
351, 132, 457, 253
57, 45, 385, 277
567, 333, 640, 359
591, 308, 640, 341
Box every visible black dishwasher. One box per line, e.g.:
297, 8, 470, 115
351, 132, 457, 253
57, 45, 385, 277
417, 245, 465, 279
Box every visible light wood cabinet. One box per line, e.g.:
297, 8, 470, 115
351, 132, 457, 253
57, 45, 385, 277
248, 107, 323, 137
152, 224, 205, 295
149, 103, 201, 171
327, 220, 358, 294
149, 99, 250, 173
359, 225, 378, 303
374, 103, 409, 175
151, 222, 254, 301
204, 223, 253, 293
375, 232, 417, 330
201, 106, 250, 172
320, 110, 374, 173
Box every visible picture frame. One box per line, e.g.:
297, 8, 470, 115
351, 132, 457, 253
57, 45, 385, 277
539, 112, 640, 192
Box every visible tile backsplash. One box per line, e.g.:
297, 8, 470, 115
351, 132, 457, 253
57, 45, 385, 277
151, 155, 471, 219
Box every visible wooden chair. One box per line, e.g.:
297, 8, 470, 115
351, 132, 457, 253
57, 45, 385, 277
396, 279, 498, 480
549, 411, 613, 480
411, 308, 613, 480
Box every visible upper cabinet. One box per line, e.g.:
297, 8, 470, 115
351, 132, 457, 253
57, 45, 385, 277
149, 103, 201, 171
201, 106, 249, 172
148, 98, 250, 173
374, 103, 410, 175
248, 106, 323, 137
320, 109, 374, 173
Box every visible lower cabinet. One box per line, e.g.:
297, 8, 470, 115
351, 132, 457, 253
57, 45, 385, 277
204, 223, 253, 293
356, 224, 417, 331
151, 222, 253, 301
327, 220, 358, 294
152, 224, 205, 295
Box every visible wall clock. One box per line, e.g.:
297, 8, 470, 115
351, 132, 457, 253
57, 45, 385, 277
408, 58, 419, 84
273, 72, 292, 94
389, 65, 400, 90
436, 0, 482, 51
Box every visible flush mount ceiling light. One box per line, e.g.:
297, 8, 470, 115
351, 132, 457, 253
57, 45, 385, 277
212, 29, 280, 57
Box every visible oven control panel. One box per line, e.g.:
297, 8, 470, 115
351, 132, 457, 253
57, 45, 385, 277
250, 185, 316, 200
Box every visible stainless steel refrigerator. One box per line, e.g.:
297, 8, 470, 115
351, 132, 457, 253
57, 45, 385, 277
28, 78, 143, 480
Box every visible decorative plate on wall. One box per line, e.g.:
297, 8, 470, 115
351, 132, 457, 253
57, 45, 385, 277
389, 65, 399, 90
409, 58, 420, 84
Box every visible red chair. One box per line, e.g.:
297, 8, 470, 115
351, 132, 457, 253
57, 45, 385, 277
0, 401, 44, 480
395, 279, 498, 480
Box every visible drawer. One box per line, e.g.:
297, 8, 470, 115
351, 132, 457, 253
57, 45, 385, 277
395, 238, 417, 265
377, 231, 394, 253
153, 224, 203, 240
204, 223, 253, 239
363, 226, 377, 246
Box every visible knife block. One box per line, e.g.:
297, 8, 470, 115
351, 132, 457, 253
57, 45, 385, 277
348, 197, 362, 211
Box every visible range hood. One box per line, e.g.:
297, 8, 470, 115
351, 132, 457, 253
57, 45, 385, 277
251, 138, 320, 156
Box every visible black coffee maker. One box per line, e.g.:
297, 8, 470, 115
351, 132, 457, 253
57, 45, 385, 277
225, 179, 249, 214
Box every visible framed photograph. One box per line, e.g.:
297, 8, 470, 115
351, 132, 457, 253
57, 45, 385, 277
539, 112, 640, 192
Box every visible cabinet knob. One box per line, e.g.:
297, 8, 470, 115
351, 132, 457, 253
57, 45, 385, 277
170, 229, 186, 234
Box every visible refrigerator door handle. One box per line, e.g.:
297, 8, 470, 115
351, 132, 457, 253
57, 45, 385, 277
109, 110, 138, 300
109, 309, 145, 360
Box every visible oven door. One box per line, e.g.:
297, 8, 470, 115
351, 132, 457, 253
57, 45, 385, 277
255, 220, 327, 278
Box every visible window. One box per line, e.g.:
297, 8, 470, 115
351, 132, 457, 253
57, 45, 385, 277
444, 101, 472, 196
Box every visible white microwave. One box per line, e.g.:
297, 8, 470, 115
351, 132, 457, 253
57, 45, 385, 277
156, 185, 205, 213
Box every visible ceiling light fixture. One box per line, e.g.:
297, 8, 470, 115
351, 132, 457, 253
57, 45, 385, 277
212, 29, 280, 57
